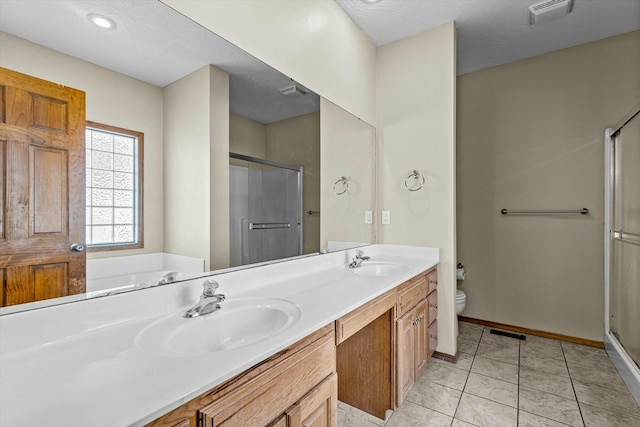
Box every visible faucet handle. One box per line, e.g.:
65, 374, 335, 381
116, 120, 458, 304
356, 249, 364, 257
202, 279, 219, 296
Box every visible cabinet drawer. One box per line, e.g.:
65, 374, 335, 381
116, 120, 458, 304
427, 291, 437, 325
429, 320, 438, 356
397, 276, 427, 318
336, 288, 396, 344
198, 332, 336, 427
426, 269, 438, 294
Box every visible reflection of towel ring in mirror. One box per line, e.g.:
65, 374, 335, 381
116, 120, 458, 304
404, 170, 425, 192
333, 176, 349, 195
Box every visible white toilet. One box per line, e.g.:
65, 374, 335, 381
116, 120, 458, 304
456, 289, 467, 315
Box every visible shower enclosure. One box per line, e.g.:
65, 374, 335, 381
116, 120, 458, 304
605, 103, 640, 379
229, 153, 303, 267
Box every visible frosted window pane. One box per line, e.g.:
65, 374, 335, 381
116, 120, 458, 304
92, 132, 113, 151
86, 208, 92, 226
114, 136, 134, 155
92, 189, 113, 207
92, 151, 113, 170
92, 170, 113, 188
114, 190, 133, 207
85, 149, 92, 168
114, 154, 133, 173
114, 208, 133, 225
92, 226, 113, 244
114, 172, 133, 190
114, 225, 134, 243
92, 207, 112, 225
86, 226, 92, 244
85, 168, 92, 187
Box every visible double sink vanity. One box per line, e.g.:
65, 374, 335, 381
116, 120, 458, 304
0, 244, 439, 426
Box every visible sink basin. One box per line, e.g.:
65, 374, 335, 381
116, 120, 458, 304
136, 298, 302, 356
350, 262, 409, 277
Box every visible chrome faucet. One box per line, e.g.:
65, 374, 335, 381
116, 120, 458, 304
184, 279, 226, 318
349, 249, 370, 269
158, 271, 179, 285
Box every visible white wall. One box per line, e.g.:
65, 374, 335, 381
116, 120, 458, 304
377, 23, 457, 356
163, 65, 230, 271
0, 32, 164, 259
161, 0, 377, 125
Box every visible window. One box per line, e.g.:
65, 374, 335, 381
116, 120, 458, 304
85, 122, 143, 251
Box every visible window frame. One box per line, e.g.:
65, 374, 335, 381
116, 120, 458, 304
85, 121, 144, 252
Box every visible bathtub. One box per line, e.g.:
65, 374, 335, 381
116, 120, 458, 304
86, 253, 205, 295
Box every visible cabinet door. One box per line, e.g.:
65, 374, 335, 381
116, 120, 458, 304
287, 373, 337, 427
414, 299, 428, 378
396, 308, 415, 406
427, 291, 437, 325
429, 320, 438, 358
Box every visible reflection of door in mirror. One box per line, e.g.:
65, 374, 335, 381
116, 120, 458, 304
0, 67, 86, 306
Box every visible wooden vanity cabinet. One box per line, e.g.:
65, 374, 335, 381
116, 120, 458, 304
395, 268, 437, 407
146, 324, 336, 427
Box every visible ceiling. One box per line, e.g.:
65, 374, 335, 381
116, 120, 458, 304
337, 0, 640, 75
0, 0, 638, 119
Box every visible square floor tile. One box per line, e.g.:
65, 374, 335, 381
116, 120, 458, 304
464, 372, 518, 408
386, 400, 453, 427
518, 410, 576, 427
520, 341, 565, 361
459, 323, 484, 342
423, 361, 469, 391
431, 352, 474, 371
573, 380, 640, 418
471, 356, 519, 384
459, 337, 481, 355
406, 377, 462, 417
455, 392, 517, 427
452, 419, 478, 427
338, 405, 385, 427
567, 362, 630, 393
580, 402, 640, 427
519, 366, 575, 399
519, 386, 583, 427
480, 330, 522, 349
476, 341, 520, 365
561, 341, 608, 358
520, 352, 569, 378
563, 346, 616, 371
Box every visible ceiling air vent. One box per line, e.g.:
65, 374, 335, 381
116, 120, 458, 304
529, 0, 575, 26
278, 84, 309, 98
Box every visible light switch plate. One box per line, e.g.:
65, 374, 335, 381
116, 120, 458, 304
365, 211, 373, 224
382, 210, 390, 225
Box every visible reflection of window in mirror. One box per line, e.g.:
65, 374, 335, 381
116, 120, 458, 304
85, 122, 143, 251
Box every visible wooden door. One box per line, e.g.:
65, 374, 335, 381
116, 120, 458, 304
395, 308, 415, 406
414, 299, 428, 378
0, 67, 86, 306
287, 373, 337, 427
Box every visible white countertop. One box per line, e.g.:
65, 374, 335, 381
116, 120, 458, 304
0, 244, 438, 426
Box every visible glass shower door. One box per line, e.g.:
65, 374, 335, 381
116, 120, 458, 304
610, 109, 640, 367
229, 154, 302, 267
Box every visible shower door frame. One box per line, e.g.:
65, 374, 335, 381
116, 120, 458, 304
603, 102, 640, 402
229, 152, 304, 261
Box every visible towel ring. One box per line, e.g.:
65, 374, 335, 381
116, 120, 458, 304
404, 170, 425, 192
333, 176, 349, 195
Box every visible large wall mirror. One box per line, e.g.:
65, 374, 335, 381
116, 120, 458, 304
0, 0, 376, 313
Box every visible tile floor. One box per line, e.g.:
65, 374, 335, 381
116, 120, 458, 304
337, 321, 640, 427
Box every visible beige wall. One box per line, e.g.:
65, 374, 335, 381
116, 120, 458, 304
266, 112, 321, 254
163, 65, 230, 271
377, 23, 457, 355
320, 99, 376, 249
457, 30, 640, 341
230, 113, 266, 159
0, 32, 164, 260
161, 0, 376, 125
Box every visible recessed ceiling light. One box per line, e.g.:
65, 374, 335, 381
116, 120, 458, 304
87, 13, 116, 30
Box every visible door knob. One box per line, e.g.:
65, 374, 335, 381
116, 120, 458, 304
70, 243, 85, 252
